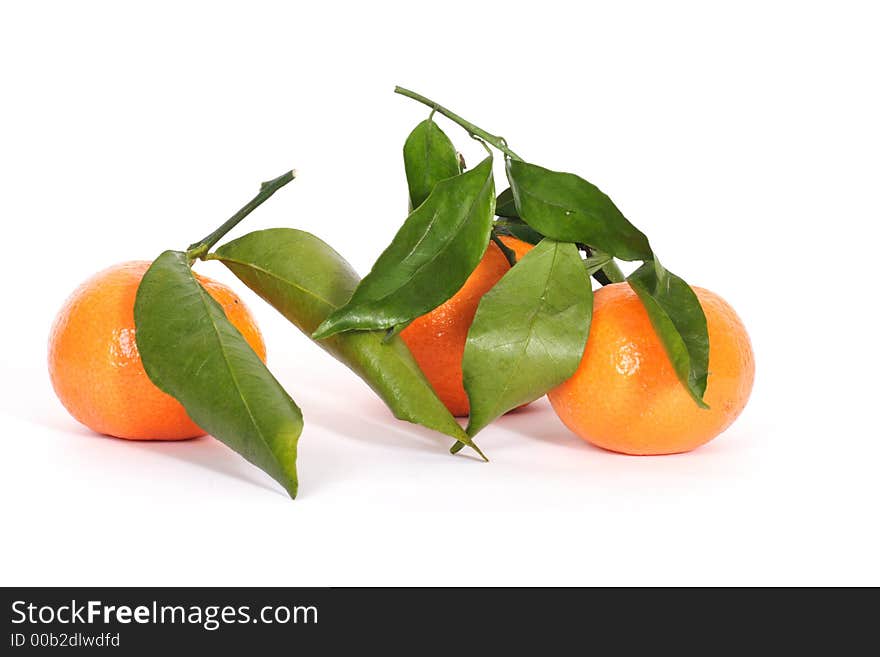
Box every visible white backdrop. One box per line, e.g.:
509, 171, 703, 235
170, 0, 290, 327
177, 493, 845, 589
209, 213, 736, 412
1, 1, 877, 586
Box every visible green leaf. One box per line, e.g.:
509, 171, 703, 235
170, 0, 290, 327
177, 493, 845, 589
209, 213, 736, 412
506, 159, 652, 261
463, 238, 593, 436
495, 187, 519, 218
403, 118, 461, 209
134, 250, 303, 498
627, 260, 710, 408
213, 229, 484, 459
493, 217, 544, 246
583, 252, 614, 276
313, 156, 496, 339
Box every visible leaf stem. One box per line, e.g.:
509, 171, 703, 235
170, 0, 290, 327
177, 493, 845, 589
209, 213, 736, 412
186, 169, 296, 261
394, 86, 523, 161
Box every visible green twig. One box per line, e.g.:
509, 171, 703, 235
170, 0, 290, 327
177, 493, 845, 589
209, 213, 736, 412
394, 86, 523, 161
186, 169, 296, 261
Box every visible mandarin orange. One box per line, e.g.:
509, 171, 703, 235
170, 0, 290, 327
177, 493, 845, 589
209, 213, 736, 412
401, 236, 533, 416
548, 283, 753, 454
48, 261, 266, 440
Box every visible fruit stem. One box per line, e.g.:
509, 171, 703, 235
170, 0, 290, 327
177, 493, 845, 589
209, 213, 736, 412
186, 169, 296, 261
394, 86, 524, 161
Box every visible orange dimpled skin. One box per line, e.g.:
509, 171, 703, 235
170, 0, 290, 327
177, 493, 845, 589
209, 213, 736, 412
48, 261, 266, 440
548, 283, 754, 455
401, 237, 534, 417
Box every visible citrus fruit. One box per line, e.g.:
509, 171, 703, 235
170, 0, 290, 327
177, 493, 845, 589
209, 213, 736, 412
48, 261, 266, 440
401, 236, 533, 416
548, 283, 754, 454
498, 235, 534, 262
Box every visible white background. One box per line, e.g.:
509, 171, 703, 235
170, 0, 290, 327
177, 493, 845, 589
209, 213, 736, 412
1, 1, 878, 586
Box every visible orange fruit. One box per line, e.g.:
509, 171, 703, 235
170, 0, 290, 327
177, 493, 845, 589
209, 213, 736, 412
48, 261, 266, 440
498, 235, 534, 262
548, 283, 754, 454
401, 236, 534, 416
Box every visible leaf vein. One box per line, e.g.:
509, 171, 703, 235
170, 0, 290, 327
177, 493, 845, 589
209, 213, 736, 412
188, 268, 280, 466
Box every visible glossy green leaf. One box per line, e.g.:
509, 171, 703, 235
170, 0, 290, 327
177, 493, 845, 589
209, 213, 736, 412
627, 260, 710, 408
213, 229, 484, 459
403, 118, 461, 209
313, 156, 495, 338
134, 250, 302, 498
506, 159, 652, 261
495, 187, 519, 218
463, 238, 593, 436
493, 217, 544, 246
583, 252, 614, 277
